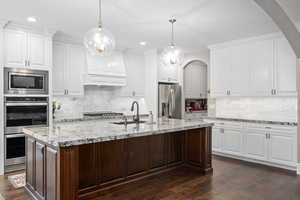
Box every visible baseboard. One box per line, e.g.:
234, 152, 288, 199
213, 151, 297, 172
297, 163, 300, 175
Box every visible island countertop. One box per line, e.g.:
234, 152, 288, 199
23, 118, 214, 147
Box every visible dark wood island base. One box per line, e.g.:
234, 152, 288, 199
25, 127, 212, 200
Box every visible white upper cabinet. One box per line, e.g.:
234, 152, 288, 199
209, 34, 297, 97
4, 28, 52, 70
4, 29, 27, 67
53, 42, 84, 96
158, 63, 178, 83
52, 42, 67, 95
210, 47, 231, 96
249, 39, 274, 96
184, 61, 207, 98
274, 37, 297, 96
66, 45, 85, 96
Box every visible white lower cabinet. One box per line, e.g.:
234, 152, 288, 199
243, 129, 268, 161
212, 127, 222, 151
268, 130, 296, 166
222, 128, 242, 156
212, 121, 297, 170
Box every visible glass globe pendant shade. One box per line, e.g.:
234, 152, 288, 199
160, 45, 184, 66
84, 26, 116, 56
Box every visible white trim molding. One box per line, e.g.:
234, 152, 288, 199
297, 163, 300, 175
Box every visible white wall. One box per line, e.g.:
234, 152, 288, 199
216, 97, 297, 122
54, 51, 148, 120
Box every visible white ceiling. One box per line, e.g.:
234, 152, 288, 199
0, 0, 280, 52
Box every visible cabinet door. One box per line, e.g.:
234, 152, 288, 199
149, 134, 166, 169
4, 29, 27, 67
274, 37, 297, 96
78, 144, 97, 190
127, 136, 149, 176
212, 127, 222, 152
28, 33, 46, 69
26, 137, 35, 190
46, 147, 58, 200
158, 62, 178, 83
268, 131, 296, 166
53, 42, 67, 95
198, 64, 207, 98
222, 128, 242, 156
243, 129, 268, 161
249, 39, 274, 96
230, 44, 250, 96
210, 48, 231, 97
65, 45, 84, 96
100, 140, 126, 184
168, 132, 184, 165
35, 142, 45, 198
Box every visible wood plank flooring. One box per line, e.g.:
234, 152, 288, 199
1, 156, 300, 200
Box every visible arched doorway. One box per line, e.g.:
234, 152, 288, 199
183, 60, 208, 120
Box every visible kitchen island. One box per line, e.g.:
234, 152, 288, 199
23, 118, 214, 200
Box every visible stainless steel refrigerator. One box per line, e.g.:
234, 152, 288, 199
158, 83, 182, 119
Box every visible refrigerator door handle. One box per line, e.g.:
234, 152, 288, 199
168, 88, 175, 118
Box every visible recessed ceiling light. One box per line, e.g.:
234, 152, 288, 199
139, 41, 147, 46
27, 16, 37, 23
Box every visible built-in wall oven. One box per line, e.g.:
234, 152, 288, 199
4, 67, 48, 95
4, 97, 49, 172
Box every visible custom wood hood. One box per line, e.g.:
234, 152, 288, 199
84, 51, 127, 86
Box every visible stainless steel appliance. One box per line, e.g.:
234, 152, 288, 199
4, 67, 49, 95
4, 96, 49, 172
158, 83, 182, 119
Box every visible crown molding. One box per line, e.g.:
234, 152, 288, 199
4, 21, 57, 37
208, 32, 283, 50
297, 163, 300, 175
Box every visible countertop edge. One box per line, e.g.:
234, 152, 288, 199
23, 122, 214, 148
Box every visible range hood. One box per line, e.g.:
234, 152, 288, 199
84, 52, 127, 86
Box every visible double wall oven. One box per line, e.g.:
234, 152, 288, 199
4, 67, 49, 172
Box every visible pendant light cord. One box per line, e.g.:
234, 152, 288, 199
169, 18, 176, 46
98, 0, 102, 28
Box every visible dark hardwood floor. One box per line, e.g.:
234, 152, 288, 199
1, 156, 300, 200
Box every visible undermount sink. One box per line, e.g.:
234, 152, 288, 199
112, 120, 146, 125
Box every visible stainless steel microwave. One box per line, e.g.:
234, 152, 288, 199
4, 67, 49, 95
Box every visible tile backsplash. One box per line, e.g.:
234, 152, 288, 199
53, 86, 148, 120
215, 97, 297, 122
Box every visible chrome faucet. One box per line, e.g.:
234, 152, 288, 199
131, 101, 140, 123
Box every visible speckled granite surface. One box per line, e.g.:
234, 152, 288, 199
203, 117, 297, 126
23, 118, 213, 147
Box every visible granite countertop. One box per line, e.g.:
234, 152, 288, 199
203, 117, 297, 126
23, 118, 214, 147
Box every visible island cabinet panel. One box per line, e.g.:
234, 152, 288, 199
186, 128, 213, 173
168, 132, 184, 165
149, 134, 167, 169
46, 147, 58, 200
26, 137, 35, 191
99, 140, 126, 184
25, 127, 213, 200
35, 142, 46, 199
78, 144, 97, 190
59, 146, 79, 200
126, 136, 149, 176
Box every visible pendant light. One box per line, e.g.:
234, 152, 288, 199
84, 0, 115, 56
160, 18, 184, 66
